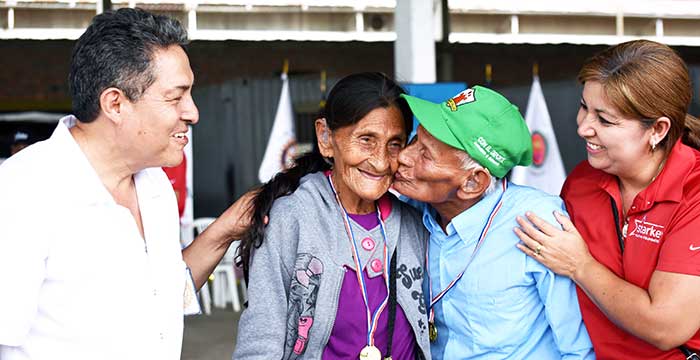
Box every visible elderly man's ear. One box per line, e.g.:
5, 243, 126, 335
456, 168, 492, 201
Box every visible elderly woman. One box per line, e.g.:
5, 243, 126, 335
233, 73, 430, 360
515, 40, 700, 359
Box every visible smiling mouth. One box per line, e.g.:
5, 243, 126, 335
171, 130, 189, 143
358, 169, 387, 181
587, 141, 604, 151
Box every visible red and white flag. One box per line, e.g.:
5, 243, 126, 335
510, 76, 566, 195
258, 72, 297, 183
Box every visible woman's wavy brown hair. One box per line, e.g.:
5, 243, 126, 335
578, 39, 700, 152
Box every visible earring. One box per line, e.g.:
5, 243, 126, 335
651, 141, 657, 151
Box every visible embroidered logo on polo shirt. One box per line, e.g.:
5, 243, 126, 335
629, 216, 664, 244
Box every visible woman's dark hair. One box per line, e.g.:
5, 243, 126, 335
237, 72, 412, 281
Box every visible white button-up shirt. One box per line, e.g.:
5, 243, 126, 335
0, 116, 190, 360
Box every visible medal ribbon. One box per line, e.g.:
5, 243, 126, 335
426, 178, 508, 325
327, 174, 390, 347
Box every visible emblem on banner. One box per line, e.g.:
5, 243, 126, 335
281, 139, 298, 170
531, 132, 547, 167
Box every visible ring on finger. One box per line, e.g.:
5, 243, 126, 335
534, 243, 544, 256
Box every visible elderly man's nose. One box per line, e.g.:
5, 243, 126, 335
398, 146, 415, 166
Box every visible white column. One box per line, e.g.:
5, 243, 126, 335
187, 0, 197, 35
354, 2, 365, 33
510, 14, 519, 34
615, 12, 624, 36
394, 0, 436, 83
188, 9, 197, 34
655, 18, 664, 37
355, 12, 364, 33
7, 7, 14, 30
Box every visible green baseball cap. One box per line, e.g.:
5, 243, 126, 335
400, 85, 532, 178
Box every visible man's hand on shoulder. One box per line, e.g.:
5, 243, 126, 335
207, 188, 260, 243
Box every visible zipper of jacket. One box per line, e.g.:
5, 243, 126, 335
394, 275, 428, 359
320, 264, 345, 349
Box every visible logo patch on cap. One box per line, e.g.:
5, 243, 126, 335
445, 89, 476, 112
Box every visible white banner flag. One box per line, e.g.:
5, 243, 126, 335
258, 73, 297, 183
510, 76, 566, 195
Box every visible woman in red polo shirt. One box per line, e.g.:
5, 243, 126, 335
514, 40, 700, 359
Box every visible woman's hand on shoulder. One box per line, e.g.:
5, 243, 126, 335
514, 211, 595, 281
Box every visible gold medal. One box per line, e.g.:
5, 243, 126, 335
359, 345, 382, 360
429, 322, 438, 342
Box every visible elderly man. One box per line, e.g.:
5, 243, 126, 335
0, 8, 250, 360
393, 86, 594, 359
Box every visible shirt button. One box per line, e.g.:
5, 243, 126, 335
159, 332, 164, 340
361, 237, 375, 251
370, 258, 383, 273
153, 289, 158, 296
632, 206, 637, 210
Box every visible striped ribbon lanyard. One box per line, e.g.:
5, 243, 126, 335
426, 179, 508, 340
326, 174, 390, 353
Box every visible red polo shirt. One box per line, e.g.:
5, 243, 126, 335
562, 140, 700, 359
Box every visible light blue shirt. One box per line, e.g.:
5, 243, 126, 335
406, 181, 594, 360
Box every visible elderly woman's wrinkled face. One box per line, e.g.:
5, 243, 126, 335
576, 81, 656, 178
325, 106, 406, 213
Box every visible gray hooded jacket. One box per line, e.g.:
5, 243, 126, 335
233, 172, 431, 359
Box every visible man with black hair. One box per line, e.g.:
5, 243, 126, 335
0, 8, 250, 359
